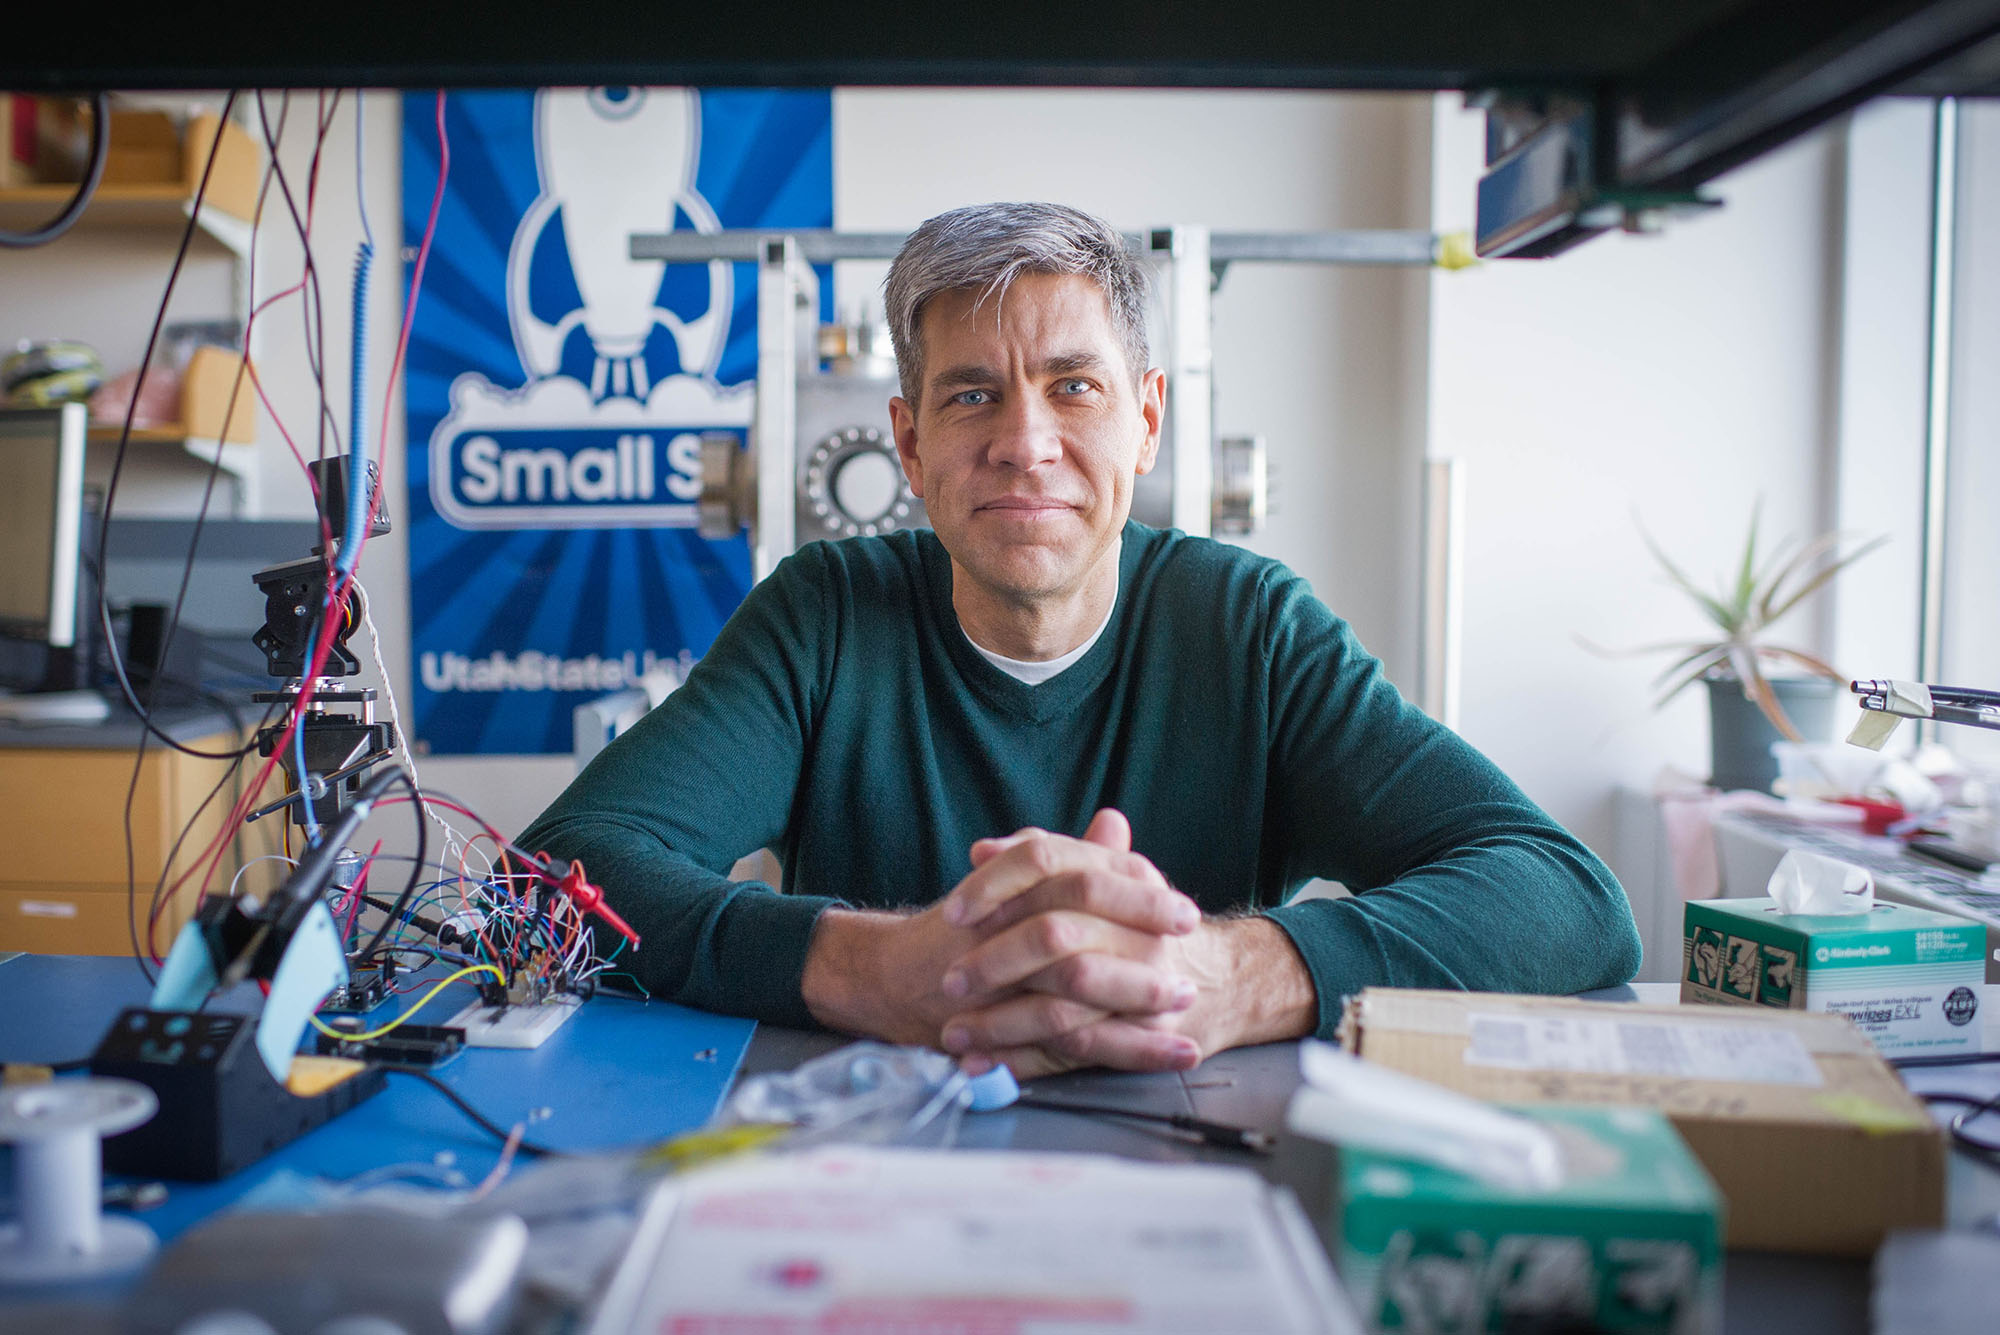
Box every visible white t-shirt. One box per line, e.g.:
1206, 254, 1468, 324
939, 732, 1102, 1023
963, 541, 1121, 685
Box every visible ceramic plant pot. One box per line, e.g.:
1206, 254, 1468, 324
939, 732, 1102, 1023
1705, 674, 1842, 794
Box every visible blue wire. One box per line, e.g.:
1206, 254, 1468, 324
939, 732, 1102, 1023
339, 92, 374, 581
353, 91, 375, 252
338, 238, 372, 580
310, 96, 375, 851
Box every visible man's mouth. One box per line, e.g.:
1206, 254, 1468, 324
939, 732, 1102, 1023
976, 496, 1076, 514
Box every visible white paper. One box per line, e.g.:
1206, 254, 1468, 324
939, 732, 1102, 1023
1466, 1013, 1824, 1087
592, 1147, 1361, 1335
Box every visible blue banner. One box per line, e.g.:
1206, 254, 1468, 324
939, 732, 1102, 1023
401, 88, 832, 754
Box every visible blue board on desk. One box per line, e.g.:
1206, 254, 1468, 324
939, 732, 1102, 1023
0, 954, 755, 1251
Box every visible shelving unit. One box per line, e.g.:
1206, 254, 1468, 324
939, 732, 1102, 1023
2, 107, 266, 514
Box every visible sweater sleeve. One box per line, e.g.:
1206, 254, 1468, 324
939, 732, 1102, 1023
1254, 570, 1641, 1038
517, 545, 844, 1026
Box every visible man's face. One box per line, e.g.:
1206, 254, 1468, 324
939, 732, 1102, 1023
890, 272, 1163, 613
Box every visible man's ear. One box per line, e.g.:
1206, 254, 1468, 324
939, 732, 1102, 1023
889, 396, 924, 499
1134, 367, 1166, 476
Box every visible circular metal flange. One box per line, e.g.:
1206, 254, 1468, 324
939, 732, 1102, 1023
802, 426, 915, 539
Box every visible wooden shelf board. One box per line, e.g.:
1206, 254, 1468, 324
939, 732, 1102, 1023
86, 424, 188, 445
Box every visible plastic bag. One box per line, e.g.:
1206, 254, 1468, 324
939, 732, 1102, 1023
718, 1042, 973, 1149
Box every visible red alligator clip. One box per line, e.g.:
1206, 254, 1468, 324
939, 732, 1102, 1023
539, 853, 640, 947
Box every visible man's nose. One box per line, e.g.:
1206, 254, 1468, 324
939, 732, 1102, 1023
986, 390, 1063, 470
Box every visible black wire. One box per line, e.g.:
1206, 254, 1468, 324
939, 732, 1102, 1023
111, 91, 251, 983
347, 767, 430, 965
95, 92, 260, 762
383, 1068, 559, 1158
0, 93, 109, 248
1918, 1090, 2000, 1159
1892, 1052, 2000, 1070
1013, 1095, 1275, 1153
254, 90, 345, 527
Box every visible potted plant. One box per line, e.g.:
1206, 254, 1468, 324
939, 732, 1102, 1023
1625, 508, 1884, 793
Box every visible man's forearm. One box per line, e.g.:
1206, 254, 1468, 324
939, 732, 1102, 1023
801, 907, 959, 1047
1186, 916, 1319, 1053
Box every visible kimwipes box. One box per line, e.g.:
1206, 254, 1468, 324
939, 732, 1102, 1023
1336, 1105, 1723, 1335
1338, 989, 1945, 1256
1682, 897, 1985, 1057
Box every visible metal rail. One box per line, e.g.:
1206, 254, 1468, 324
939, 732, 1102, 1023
631, 228, 1443, 269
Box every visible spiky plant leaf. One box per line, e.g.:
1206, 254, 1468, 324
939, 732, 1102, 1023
1761, 534, 1890, 627
1638, 520, 1736, 632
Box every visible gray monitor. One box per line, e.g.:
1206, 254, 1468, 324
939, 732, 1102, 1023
0, 403, 88, 651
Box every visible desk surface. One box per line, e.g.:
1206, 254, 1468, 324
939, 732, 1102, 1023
0, 704, 240, 750
0, 954, 755, 1250
5, 968, 1998, 1335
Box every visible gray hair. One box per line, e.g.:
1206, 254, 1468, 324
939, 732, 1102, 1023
883, 202, 1150, 407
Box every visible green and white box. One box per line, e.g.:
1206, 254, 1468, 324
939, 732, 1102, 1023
1682, 897, 1984, 1055
1336, 1104, 1723, 1335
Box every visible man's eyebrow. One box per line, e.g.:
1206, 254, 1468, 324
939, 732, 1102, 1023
928, 350, 1112, 396
928, 364, 997, 395
1036, 349, 1112, 378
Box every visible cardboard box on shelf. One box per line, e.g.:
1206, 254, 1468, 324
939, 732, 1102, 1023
180, 346, 257, 444
1339, 989, 1945, 1257
2, 94, 40, 187
1683, 897, 1985, 1057
1335, 1103, 1724, 1335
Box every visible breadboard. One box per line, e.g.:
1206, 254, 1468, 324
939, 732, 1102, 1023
445, 994, 582, 1049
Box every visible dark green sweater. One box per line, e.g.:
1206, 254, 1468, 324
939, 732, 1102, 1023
521, 522, 1640, 1037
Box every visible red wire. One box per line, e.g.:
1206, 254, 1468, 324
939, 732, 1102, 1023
341, 838, 383, 941
147, 94, 453, 959
151, 100, 345, 957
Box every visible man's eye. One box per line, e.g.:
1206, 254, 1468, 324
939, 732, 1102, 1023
1057, 378, 1093, 395
952, 389, 993, 406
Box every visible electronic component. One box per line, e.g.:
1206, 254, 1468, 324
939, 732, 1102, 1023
313, 1022, 465, 1069
448, 994, 583, 1050
89, 1008, 383, 1181
317, 957, 395, 1014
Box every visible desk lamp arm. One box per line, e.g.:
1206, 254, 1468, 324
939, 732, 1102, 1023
1848, 679, 2000, 749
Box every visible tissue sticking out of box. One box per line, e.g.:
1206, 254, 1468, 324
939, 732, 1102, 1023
1286, 1041, 1569, 1194
1766, 848, 1874, 915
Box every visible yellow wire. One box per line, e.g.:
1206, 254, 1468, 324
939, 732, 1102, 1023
309, 963, 504, 1043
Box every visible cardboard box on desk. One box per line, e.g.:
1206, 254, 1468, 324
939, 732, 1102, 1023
1336, 1104, 1723, 1335
1683, 897, 1985, 1057
1338, 989, 1944, 1257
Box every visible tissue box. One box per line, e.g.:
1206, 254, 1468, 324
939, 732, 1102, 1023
1682, 897, 1984, 1056
1339, 990, 1945, 1255
1336, 1105, 1722, 1335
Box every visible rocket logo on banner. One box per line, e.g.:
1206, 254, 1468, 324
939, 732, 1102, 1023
403, 87, 831, 755
430, 87, 748, 531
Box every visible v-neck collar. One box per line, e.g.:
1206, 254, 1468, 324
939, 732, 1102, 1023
920, 527, 1137, 723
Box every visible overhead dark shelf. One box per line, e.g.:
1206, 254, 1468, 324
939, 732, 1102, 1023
7, 0, 1995, 261
0, 1, 1989, 95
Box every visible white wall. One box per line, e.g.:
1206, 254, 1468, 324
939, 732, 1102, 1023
1828, 100, 1933, 697
1942, 100, 2000, 770
1428, 95, 1849, 856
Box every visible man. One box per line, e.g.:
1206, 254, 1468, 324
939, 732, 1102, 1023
521, 202, 1640, 1079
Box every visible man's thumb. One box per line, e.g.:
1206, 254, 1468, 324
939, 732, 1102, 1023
1083, 807, 1132, 851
